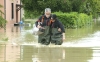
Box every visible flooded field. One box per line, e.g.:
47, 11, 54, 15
0, 20, 100, 62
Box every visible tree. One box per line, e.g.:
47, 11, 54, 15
0, 4, 4, 15
0, 4, 6, 28
84, 0, 100, 18
21, 0, 72, 18
21, 0, 100, 18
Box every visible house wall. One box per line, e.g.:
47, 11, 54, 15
0, 0, 21, 25
6, 0, 20, 24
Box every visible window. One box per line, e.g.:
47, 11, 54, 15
11, 3, 14, 19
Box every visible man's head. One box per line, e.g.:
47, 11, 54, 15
45, 8, 51, 18
51, 14, 57, 22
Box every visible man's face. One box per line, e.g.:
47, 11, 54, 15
45, 11, 51, 18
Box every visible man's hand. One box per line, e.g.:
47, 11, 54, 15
63, 37, 65, 41
37, 25, 41, 28
58, 28, 61, 32
62, 33, 65, 41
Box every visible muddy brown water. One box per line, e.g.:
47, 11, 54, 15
0, 21, 100, 62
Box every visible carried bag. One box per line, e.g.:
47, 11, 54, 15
32, 24, 44, 35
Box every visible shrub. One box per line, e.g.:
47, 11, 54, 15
0, 4, 7, 29
53, 12, 93, 28
77, 13, 92, 28
0, 16, 6, 28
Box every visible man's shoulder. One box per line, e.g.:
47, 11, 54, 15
38, 15, 44, 19
55, 19, 60, 22
40, 15, 45, 18
55, 19, 62, 23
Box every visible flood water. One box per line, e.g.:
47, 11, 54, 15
0, 20, 100, 62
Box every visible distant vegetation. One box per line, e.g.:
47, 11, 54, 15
54, 12, 92, 28
21, 0, 100, 18
21, 0, 100, 28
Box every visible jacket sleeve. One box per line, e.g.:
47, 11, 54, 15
35, 16, 42, 27
57, 19, 65, 33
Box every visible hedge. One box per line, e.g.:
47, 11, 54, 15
53, 12, 93, 28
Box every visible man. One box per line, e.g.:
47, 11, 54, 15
35, 8, 52, 45
50, 14, 65, 45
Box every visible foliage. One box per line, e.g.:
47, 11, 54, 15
24, 10, 40, 19
21, 0, 72, 12
79, 0, 100, 18
70, 0, 100, 18
0, 16, 6, 28
21, 0, 100, 18
1, 37, 8, 41
0, 4, 6, 28
53, 12, 92, 28
21, 0, 72, 18
70, 0, 84, 12
0, 33, 8, 41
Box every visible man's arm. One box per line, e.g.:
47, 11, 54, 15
57, 20, 65, 33
35, 16, 42, 28
57, 20, 66, 40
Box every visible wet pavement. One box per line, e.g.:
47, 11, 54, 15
0, 21, 100, 62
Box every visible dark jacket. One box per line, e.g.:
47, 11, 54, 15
51, 19, 65, 33
35, 15, 52, 27
35, 15, 65, 33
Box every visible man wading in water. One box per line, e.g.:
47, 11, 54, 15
35, 8, 65, 45
50, 14, 65, 45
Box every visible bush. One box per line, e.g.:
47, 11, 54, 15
0, 4, 7, 29
53, 12, 93, 28
0, 16, 6, 28
77, 13, 92, 28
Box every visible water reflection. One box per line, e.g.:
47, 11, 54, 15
0, 44, 20, 62
21, 46, 93, 62
1, 44, 100, 62
0, 44, 6, 62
